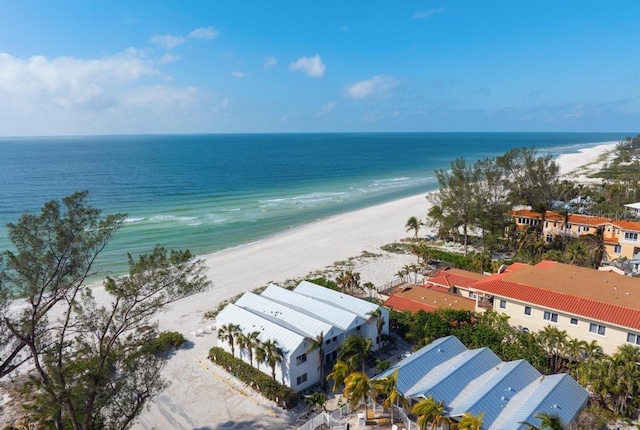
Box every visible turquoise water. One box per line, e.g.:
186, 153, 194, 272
0, 132, 628, 277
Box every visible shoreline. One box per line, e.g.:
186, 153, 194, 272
1, 139, 621, 428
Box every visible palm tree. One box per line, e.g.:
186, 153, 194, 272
261, 339, 284, 381
520, 411, 566, 430
307, 331, 325, 391
366, 308, 385, 347
237, 330, 261, 367
457, 411, 484, 430
326, 360, 350, 394
338, 334, 372, 373
336, 269, 362, 295
304, 392, 328, 414
406, 216, 423, 239
217, 323, 241, 357
412, 396, 448, 430
537, 325, 568, 373
371, 369, 408, 425
343, 372, 373, 421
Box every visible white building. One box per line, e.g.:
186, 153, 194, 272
216, 281, 389, 391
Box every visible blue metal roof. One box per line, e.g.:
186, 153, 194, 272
373, 336, 467, 394
404, 347, 502, 403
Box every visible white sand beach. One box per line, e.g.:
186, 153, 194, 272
556, 141, 618, 183
0, 141, 619, 429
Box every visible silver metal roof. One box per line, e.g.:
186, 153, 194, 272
216, 303, 305, 355
293, 280, 381, 319
235, 291, 338, 340
261, 284, 361, 331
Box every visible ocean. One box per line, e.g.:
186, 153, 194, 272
0, 132, 628, 278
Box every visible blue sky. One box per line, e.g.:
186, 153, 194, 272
0, 1, 639, 136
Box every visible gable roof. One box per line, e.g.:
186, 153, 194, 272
261, 284, 362, 331
375, 336, 468, 394
470, 261, 640, 330
216, 303, 304, 355
235, 292, 338, 339
427, 267, 487, 289
383, 295, 437, 313
293, 280, 380, 319
383, 285, 477, 313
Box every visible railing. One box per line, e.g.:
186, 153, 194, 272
296, 403, 351, 430
392, 405, 417, 430
378, 278, 409, 296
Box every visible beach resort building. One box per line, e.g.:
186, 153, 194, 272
511, 209, 640, 261
216, 281, 388, 391
469, 260, 640, 355
374, 336, 588, 429
625, 202, 640, 216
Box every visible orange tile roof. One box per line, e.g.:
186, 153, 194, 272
611, 219, 640, 232
471, 261, 640, 330
427, 268, 486, 289
383, 284, 477, 314
511, 209, 563, 221
566, 214, 610, 227
383, 295, 437, 313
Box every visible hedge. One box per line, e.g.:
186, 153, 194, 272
208, 347, 298, 409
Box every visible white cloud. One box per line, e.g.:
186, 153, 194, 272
188, 26, 219, 40
151, 34, 186, 49
122, 85, 198, 110
232, 71, 245, 78
159, 53, 181, 64
344, 75, 397, 99
289, 55, 326, 78
264, 56, 277, 69
414, 8, 444, 19
317, 101, 337, 117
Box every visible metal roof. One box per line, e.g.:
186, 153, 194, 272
261, 284, 361, 331
448, 360, 540, 427
293, 280, 380, 319
490, 374, 589, 430
404, 347, 502, 402
235, 292, 338, 340
373, 336, 588, 429
216, 303, 305, 355
373, 336, 467, 394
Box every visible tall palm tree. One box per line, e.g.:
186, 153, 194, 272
307, 331, 325, 391
457, 411, 484, 430
520, 411, 566, 430
343, 372, 373, 421
217, 323, 241, 357
412, 396, 448, 430
537, 325, 568, 373
366, 308, 385, 347
237, 331, 261, 367
326, 360, 350, 394
261, 339, 284, 381
405, 216, 423, 239
371, 369, 408, 425
338, 334, 372, 373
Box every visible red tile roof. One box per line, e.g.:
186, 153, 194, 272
611, 219, 640, 232
512, 209, 640, 231
427, 268, 486, 289
471, 261, 640, 330
383, 284, 477, 314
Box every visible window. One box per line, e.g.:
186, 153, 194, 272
356, 325, 361, 332
590, 323, 606, 336
499, 299, 506, 309
325, 339, 331, 345
570, 318, 578, 326
614, 245, 622, 254
296, 373, 308, 385
543, 311, 558, 323
468, 291, 477, 299
296, 353, 307, 365
627, 333, 640, 345
566, 224, 571, 230
625, 232, 638, 242
584, 226, 590, 232
545, 221, 549, 228
524, 306, 531, 316
332, 336, 337, 342
545, 234, 553, 243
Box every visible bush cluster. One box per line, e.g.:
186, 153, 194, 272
142, 331, 186, 356
208, 347, 298, 409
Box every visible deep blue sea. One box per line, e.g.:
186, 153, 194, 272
0, 132, 628, 278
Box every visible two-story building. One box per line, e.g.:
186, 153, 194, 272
511, 209, 640, 261
216, 281, 388, 391
469, 260, 640, 355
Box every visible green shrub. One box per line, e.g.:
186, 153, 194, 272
208, 347, 298, 409
143, 331, 186, 356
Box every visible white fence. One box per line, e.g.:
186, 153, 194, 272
296, 403, 351, 430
